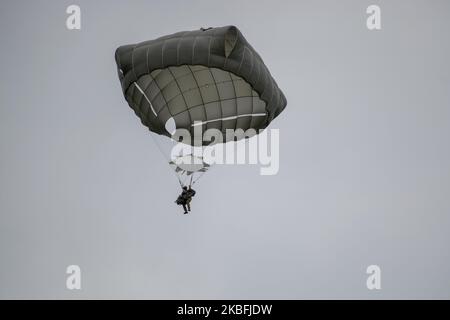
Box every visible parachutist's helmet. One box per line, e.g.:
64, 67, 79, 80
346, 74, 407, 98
182, 186, 188, 190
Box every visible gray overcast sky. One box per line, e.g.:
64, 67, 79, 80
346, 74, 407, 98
1, 0, 450, 299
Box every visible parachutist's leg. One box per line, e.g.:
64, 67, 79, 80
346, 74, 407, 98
182, 204, 188, 214
186, 198, 191, 211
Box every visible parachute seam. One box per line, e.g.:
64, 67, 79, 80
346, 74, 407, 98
233, 46, 250, 134
167, 67, 194, 130
176, 37, 180, 65
131, 45, 139, 81
248, 49, 255, 130
186, 65, 208, 122
230, 71, 239, 134
207, 36, 212, 67
248, 47, 254, 76
192, 36, 197, 65
237, 47, 246, 75
223, 30, 231, 69
139, 73, 160, 116
146, 45, 150, 73
207, 68, 224, 133
148, 70, 175, 123
254, 56, 262, 94
161, 40, 166, 66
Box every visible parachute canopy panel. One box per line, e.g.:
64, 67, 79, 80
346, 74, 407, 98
115, 26, 287, 145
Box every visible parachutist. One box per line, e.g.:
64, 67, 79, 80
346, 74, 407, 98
115, 26, 286, 204
175, 186, 196, 214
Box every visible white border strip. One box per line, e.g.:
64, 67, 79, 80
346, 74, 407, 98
191, 113, 266, 127
134, 82, 157, 116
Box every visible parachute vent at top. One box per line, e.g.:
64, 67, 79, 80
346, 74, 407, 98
115, 25, 287, 145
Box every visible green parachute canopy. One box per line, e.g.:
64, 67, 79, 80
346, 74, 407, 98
115, 26, 287, 146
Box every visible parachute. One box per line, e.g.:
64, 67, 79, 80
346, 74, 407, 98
115, 26, 287, 187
